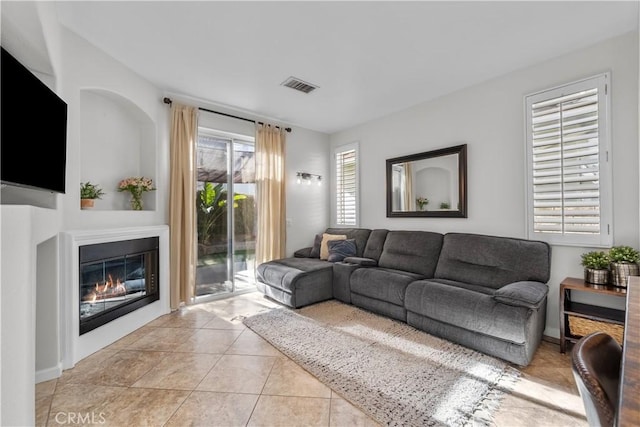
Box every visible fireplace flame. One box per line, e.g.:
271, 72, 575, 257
83, 274, 127, 302
115, 278, 126, 294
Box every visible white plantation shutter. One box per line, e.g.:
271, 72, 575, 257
526, 74, 612, 247
335, 144, 358, 226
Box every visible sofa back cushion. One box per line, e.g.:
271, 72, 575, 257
363, 229, 389, 261
309, 233, 323, 258
325, 228, 371, 257
434, 233, 551, 289
378, 231, 444, 277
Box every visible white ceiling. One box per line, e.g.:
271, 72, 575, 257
55, 1, 639, 134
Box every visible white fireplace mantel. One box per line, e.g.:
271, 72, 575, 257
1, 205, 59, 426
60, 225, 170, 369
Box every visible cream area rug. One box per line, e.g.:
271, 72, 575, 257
243, 300, 520, 427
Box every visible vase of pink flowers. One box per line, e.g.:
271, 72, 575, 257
118, 176, 155, 210
416, 196, 429, 211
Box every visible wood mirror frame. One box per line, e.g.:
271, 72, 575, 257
386, 144, 467, 218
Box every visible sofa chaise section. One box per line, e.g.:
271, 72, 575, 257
256, 228, 371, 308
256, 257, 334, 308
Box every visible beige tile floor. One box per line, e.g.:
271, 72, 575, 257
37, 292, 588, 427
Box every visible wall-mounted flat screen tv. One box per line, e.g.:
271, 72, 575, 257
1, 46, 68, 194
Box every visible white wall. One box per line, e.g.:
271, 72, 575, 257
35, 236, 60, 378
330, 32, 639, 339
285, 127, 330, 255
1, 3, 172, 411
1, 206, 59, 427
59, 26, 168, 230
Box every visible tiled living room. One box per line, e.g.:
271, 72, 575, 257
1, 2, 639, 426
37, 292, 587, 427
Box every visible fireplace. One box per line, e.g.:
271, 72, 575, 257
61, 226, 169, 369
79, 237, 159, 334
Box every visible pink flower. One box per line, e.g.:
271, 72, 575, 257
117, 176, 156, 193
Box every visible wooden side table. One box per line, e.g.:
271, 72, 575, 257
617, 276, 640, 426
559, 277, 627, 353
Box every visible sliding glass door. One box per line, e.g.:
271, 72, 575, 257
195, 130, 256, 300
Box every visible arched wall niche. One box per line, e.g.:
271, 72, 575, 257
79, 88, 157, 211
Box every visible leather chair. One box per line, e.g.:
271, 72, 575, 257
571, 331, 622, 427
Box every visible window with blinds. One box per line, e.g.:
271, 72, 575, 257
335, 144, 358, 226
525, 73, 612, 247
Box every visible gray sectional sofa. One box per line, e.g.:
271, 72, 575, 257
256, 228, 551, 366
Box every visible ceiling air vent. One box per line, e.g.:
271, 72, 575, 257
281, 76, 318, 94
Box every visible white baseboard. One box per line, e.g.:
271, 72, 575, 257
36, 363, 62, 384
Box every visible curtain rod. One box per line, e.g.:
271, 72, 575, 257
163, 97, 291, 133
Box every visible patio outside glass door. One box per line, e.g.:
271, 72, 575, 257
195, 130, 256, 301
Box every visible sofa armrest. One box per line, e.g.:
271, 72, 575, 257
294, 247, 313, 258
333, 262, 363, 303
493, 281, 549, 309
343, 257, 378, 267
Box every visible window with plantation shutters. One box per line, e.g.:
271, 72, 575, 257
525, 73, 612, 247
334, 143, 359, 226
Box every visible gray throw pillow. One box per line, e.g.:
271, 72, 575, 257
309, 234, 323, 258
327, 239, 357, 263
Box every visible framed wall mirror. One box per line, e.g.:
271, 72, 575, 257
386, 144, 467, 218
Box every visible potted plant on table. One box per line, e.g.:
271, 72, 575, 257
608, 245, 640, 288
80, 181, 105, 209
581, 251, 610, 285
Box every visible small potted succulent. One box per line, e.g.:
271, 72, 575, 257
608, 245, 640, 288
80, 181, 105, 209
581, 251, 610, 285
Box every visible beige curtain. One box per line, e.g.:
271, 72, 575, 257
402, 162, 414, 210
169, 103, 198, 310
255, 124, 286, 265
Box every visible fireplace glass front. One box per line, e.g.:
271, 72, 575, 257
79, 237, 159, 335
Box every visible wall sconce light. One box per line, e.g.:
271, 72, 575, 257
296, 172, 322, 186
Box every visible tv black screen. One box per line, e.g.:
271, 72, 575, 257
1, 46, 68, 194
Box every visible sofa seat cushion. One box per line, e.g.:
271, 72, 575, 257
405, 280, 535, 344
351, 267, 424, 306
416, 278, 495, 296
257, 258, 332, 294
